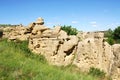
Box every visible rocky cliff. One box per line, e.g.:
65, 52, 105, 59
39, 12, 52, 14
1, 18, 120, 80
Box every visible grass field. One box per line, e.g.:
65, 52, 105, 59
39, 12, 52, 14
0, 39, 99, 80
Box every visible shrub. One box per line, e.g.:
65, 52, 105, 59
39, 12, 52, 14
61, 25, 78, 35
104, 27, 120, 45
104, 29, 113, 38
113, 26, 120, 39
88, 67, 106, 78
106, 37, 114, 45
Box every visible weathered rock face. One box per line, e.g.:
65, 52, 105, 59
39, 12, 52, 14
2, 17, 48, 41
2, 27, 15, 38
29, 28, 79, 66
8, 26, 30, 41
26, 18, 79, 65
111, 44, 120, 80
73, 32, 114, 75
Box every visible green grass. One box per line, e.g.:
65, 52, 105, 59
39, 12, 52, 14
88, 67, 106, 79
0, 39, 98, 80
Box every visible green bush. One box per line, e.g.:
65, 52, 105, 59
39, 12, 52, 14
61, 25, 78, 35
113, 26, 120, 39
105, 27, 120, 45
88, 67, 106, 78
106, 37, 114, 45
104, 29, 113, 38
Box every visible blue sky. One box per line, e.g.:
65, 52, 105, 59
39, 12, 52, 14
0, 0, 120, 31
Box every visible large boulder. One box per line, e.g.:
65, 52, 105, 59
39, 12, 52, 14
58, 30, 68, 39
54, 35, 79, 66
52, 26, 61, 35
73, 32, 114, 75
32, 25, 49, 35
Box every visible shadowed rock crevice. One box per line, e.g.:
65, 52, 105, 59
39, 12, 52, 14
64, 45, 76, 56
55, 44, 61, 55
0, 30, 3, 38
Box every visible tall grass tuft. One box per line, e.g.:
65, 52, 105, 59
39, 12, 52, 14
88, 67, 106, 79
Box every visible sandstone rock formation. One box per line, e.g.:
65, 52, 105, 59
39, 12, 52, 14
29, 26, 79, 66
8, 26, 30, 41
1, 17, 120, 80
73, 32, 114, 75
25, 17, 78, 65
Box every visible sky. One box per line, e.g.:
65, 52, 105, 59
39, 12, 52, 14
0, 0, 120, 31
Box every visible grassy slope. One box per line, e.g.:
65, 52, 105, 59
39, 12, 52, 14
0, 39, 97, 80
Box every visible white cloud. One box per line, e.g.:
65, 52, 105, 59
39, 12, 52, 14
89, 21, 98, 27
90, 21, 97, 24
72, 21, 79, 24
91, 24, 97, 27
46, 22, 53, 25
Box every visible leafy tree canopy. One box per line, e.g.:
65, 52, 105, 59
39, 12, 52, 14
61, 25, 78, 35
113, 26, 120, 39
105, 26, 120, 45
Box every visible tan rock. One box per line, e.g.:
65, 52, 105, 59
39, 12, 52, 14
35, 17, 44, 25
111, 44, 120, 80
55, 35, 79, 66
27, 22, 35, 31
73, 32, 114, 75
32, 25, 48, 35
41, 30, 52, 37
58, 30, 68, 39
29, 37, 60, 62
52, 26, 61, 35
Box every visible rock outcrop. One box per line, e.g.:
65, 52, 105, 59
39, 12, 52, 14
73, 32, 114, 75
1, 17, 120, 80
26, 17, 78, 65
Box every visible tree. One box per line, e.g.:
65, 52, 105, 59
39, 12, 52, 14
104, 29, 113, 38
113, 26, 120, 39
106, 37, 114, 45
61, 25, 78, 35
